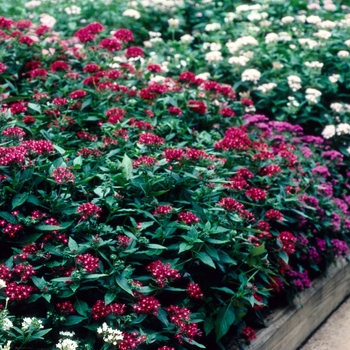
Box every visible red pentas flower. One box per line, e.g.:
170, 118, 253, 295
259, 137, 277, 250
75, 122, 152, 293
18, 36, 34, 46
52, 167, 75, 184
178, 212, 200, 225
16, 19, 32, 29
178, 71, 196, 83
132, 156, 158, 168
114, 28, 134, 42
56, 301, 75, 314
153, 205, 173, 216
138, 132, 164, 146
218, 197, 244, 212
253, 294, 264, 310
77, 202, 102, 220
52, 97, 68, 106
76, 254, 100, 273
147, 64, 162, 73
35, 24, 50, 36
215, 127, 252, 151
187, 100, 207, 115
163, 148, 184, 162
245, 187, 267, 201
146, 260, 181, 288
125, 47, 145, 58
117, 235, 131, 248
5, 282, 34, 301
168, 106, 183, 115
91, 300, 109, 319
10, 101, 27, 114
28, 68, 48, 78
21, 140, 54, 155
106, 107, 126, 124
99, 38, 122, 52
50, 60, 69, 72
242, 326, 257, 342
187, 282, 204, 299
278, 231, 297, 255
133, 296, 161, 315
259, 164, 282, 176
265, 209, 283, 221
85, 22, 105, 34
0, 62, 8, 74
119, 332, 146, 350
12, 263, 36, 281
0, 264, 11, 280
0, 16, 14, 29
70, 89, 87, 99
2, 126, 26, 139
83, 63, 100, 73
219, 107, 236, 117
241, 98, 254, 106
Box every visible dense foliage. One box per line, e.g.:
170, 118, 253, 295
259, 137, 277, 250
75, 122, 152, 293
0, 18, 349, 349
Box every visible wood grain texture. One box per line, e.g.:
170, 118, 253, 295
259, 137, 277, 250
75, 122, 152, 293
228, 257, 350, 350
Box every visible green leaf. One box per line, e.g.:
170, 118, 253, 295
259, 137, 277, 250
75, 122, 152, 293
105, 291, 116, 305
68, 237, 78, 252
36, 221, 73, 231
31, 276, 46, 290
249, 242, 265, 256
28, 329, 51, 342
203, 316, 215, 336
84, 274, 108, 279
62, 316, 86, 326
122, 154, 133, 180
195, 251, 216, 269
74, 299, 89, 316
146, 244, 167, 250
215, 303, 235, 341
188, 339, 206, 348
28, 102, 41, 113
0, 211, 16, 224
12, 192, 29, 209
179, 242, 193, 253
212, 287, 236, 295
157, 308, 169, 327
73, 156, 83, 166
278, 250, 289, 264
115, 275, 133, 295
53, 145, 66, 155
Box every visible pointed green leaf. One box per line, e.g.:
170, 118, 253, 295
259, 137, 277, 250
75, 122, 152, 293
115, 275, 133, 295
122, 154, 132, 180
196, 251, 216, 269
215, 303, 235, 341
12, 193, 29, 209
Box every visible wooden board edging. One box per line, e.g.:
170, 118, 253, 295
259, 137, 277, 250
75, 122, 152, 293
228, 256, 350, 350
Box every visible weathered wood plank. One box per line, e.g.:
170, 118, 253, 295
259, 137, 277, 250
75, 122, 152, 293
228, 257, 350, 350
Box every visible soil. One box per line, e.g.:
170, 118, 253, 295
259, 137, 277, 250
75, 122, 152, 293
299, 296, 350, 350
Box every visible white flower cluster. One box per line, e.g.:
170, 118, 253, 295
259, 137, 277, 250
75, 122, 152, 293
226, 36, 258, 54
168, 18, 179, 28
304, 61, 324, 69
329, 74, 340, 83
235, 4, 262, 14
287, 96, 300, 108
336, 123, 350, 135
281, 16, 294, 24
330, 102, 350, 113
298, 38, 319, 49
287, 75, 302, 91
24, 0, 41, 8
123, 9, 141, 19
22, 317, 43, 331
205, 51, 223, 64
305, 88, 322, 104
180, 34, 194, 43
56, 331, 78, 350
228, 56, 250, 66
241, 69, 261, 84
338, 50, 349, 58
316, 20, 336, 29
40, 14, 56, 28
205, 23, 221, 31
313, 29, 332, 40
137, 0, 184, 11
255, 82, 277, 93
97, 322, 124, 346
2, 318, 13, 331
322, 125, 336, 138
224, 12, 237, 23
0, 341, 12, 350
64, 5, 81, 15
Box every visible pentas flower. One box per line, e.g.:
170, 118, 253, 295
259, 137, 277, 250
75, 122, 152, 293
129, 119, 153, 130
158, 347, 175, 350
56, 301, 75, 314
76, 254, 100, 273
138, 132, 164, 146
10, 101, 27, 114
147, 64, 162, 72
219, 107, 236, 117
153, 205, 173, 216
187, 282, 204, 299
146, 260, 181, 288
133, 296, 161, 315
178, 71, 196, 83
5, 282, 34, 300
114, 28, 134, 42
168, 106, 183, 115
218, 197, 244, 212
2, 126, 26, 139
69, 89, 87, 99
215, 127, 252, 151
83, 63, 100, 73
265, 209, 283, 221
163, 148, 184, 162
0, 264, 11, 280
246, 187, 267, 201
106, 107, 126, 123
50, 60, 69, 72
18, 35, 34, 45
331, 239, 349, 257
259, 164, 282, 176
22, 140, 54, 154
77, 202, 102, 220
99, 38, 122, 52
35, 24, 50, 36
132, 156, 157, 168
119, 332, 146, 350
242, 326, 257, 342
52, 167, 75, 184
12, 263, 36, 281
125, 47, 145, 58
278, 231, 297, 255
178, 212, 200, 224
187, 100, 207, 115
16, 19, 32, 29
0, 62, 8, 73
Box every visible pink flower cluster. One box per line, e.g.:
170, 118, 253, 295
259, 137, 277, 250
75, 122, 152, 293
146, 260, 181, 288
77, 202, 102, 220
76, 254, 100, 273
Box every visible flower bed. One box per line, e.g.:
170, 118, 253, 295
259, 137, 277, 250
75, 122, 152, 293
0, 18, 349, 350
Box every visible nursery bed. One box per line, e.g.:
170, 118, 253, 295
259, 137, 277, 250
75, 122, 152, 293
228, 256, 350, 350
